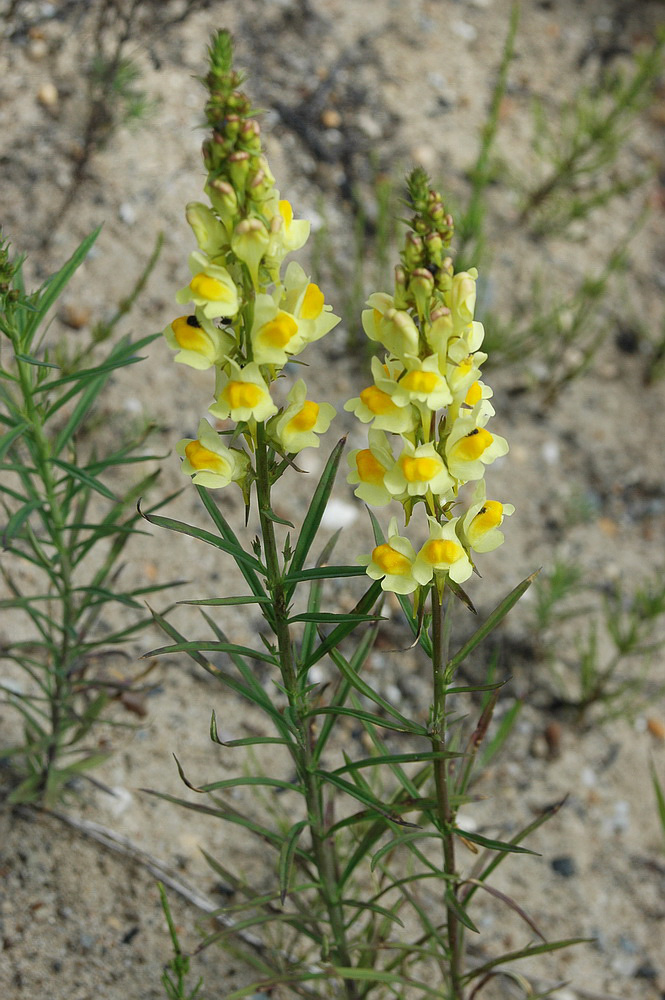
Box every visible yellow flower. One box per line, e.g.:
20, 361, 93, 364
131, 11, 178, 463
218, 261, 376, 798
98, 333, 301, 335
231, 218, 270, 289
384, 440, 454, 499
209, 360, 278, 423
445, 407, 508, 483
347, 428, 395, 507
280, 261, 340, 345
412, 516, 473, 585
376, 353, 452, 412
270, 379, 335, 453
185, 202, 228, 257
176, 251, 239, 320
362, 293, 420, 360
267, 198, 311, 260
251, 295, 305, 366
359, 517, 419, 594
460, 482, 514, 553
163, 312, 234, 371
447, 268, 477, 330
176, 419, 250, 489
344, 358, 416, 434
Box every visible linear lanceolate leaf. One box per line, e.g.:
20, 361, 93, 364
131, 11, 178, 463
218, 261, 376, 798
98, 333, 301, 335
0, 422, 28, 462
447, 570, 537, 676
279, 820, 307, 904
454, 827, 537, 855
333, 750, 458, 777
23, 227, 101, 347
285, 564, 368, 584
300, 579, 383, 671
195, 486, 267, 600
461, 938, 591, 985
50, 458, 117, 501
144, 639, 278, 666
37, 333, 158, 396
138, 508, 266, 575
310, 706, 425, 736
3, 499, 42, 544
289, 611, 382, 624
324, 643, 424, 733
178, 596, 272, 607
285, 436, 346, 601
370, 831, 446, 871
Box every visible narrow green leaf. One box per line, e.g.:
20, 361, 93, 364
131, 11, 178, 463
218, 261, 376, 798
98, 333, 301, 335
300, 528, 342, 665
461, 938, 591, 984
2, 499, 42, 544
278, 820, 307, 903
447, 571, 537, 675
139, 508, 266, 574
177, 596, 271, 606
144, 639, 278, 666
0, 422, 29, 462
309, 705, 426, 736
23, 228, 101, 346
195, 485, 267, 600
285, 564, 368, 584
650, 761, 665, 849
454, 827, 537, 855
301, 579, 383, 670
324, 641, 423, 732
445, 885, 479, 934
313, 768, 397, 819
50, 458, 117, 501
342, 897, 405, 929
285, 437, 346, 600
371, 831, 445, 871
260, 506, 295, 529
14, 353, 60, 369
289, 611, 382, 624
333, 750, 457, 776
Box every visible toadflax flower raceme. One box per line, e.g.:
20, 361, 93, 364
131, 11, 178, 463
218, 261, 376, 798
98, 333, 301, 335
347, 168, 513, 595
161, 30, 340, 495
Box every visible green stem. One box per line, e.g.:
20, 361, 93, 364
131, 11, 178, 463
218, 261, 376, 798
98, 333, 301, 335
254, 423, 359, 1000
15, 346, 76, 795
430, 584, 463, 998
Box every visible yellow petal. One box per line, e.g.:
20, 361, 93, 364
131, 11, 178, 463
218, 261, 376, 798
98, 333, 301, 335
372, 543, 412, 575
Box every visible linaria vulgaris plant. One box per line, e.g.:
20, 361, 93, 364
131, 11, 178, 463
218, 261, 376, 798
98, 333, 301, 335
0, 229, 170, 805
147, 31, 585, 1000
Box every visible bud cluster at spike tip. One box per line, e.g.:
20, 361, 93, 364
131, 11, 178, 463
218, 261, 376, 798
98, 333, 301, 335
347, 169, 514, 594
162, 31, 341, 494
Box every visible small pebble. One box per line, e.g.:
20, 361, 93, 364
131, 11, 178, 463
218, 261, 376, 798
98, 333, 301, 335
118, 202, 136, 225
321, 108, 342, 129
37, 81, 58, 109
551, 855, 577, 878
60, 303, 91, 329
541, 440, 560, 465
646, 717, 665, 741
27, 38, 48, 61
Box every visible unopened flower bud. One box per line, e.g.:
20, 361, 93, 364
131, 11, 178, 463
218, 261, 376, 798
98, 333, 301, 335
232, 218, 270, 288
228, 150, 251, 193
424, 232, 444, 268
393, 265, 408, 309
403, 231, 424, 268
409, 268, 434, 318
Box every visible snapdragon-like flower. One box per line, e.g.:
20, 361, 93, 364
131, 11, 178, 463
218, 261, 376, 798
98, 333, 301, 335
444, 403, 508, 483
412, 516, 473, 586
251, 296, 305, 366
209, 360, 278, 423
384, 439, 454, 499
176, 251, 239, 320
347, 429, 395, 507
460, 482, 514, 553
163, 313, 234, 370
270, 379, 335, 454
360, 518, 419, 595
177, 419, 249, 489
362, 294, 420, 361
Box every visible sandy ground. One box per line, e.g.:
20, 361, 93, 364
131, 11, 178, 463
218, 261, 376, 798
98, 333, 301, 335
1, 1, 665, 998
